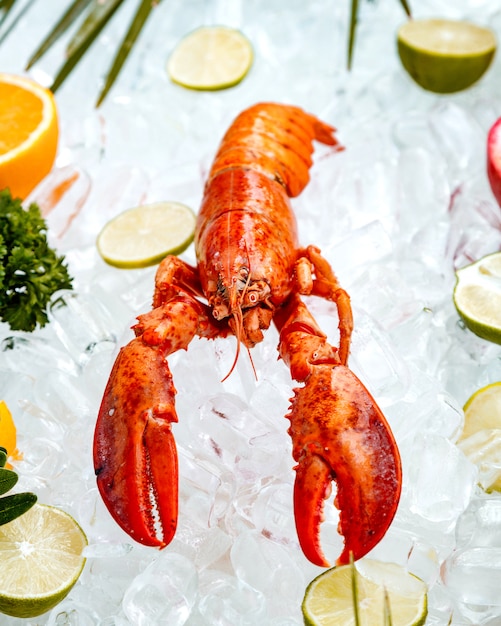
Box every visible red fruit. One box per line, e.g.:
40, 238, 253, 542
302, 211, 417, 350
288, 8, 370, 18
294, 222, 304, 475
487, 117, 501, 207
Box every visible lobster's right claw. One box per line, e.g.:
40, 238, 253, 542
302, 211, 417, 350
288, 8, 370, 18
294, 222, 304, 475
93, 337, 179, 548
289, 364, 402, 567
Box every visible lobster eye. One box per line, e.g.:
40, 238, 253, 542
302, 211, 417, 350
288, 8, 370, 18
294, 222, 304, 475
249, 292, 257, 303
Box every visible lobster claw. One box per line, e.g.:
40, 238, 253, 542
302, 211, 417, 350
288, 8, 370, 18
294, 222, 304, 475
93, 337, 179, 547
289, 364, 402, 567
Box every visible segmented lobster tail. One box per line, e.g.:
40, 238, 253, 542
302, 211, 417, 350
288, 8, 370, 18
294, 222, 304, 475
207, 102, 342, 197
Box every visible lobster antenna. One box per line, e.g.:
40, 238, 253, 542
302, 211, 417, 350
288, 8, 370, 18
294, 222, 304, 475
221, 303, 243, 382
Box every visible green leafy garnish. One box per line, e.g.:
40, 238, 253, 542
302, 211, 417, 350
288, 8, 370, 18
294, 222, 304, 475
23, 0, 163, 107
0, 467, 17, 494
348, 0, 412, 68
0, 447, 37, 526
0, 189, 73, 332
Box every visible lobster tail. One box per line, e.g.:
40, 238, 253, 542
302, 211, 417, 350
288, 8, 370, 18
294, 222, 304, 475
208, 102, 342, 197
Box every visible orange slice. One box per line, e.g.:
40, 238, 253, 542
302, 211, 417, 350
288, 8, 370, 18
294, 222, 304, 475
0, 401, 22, 467
0, 73, 59, 200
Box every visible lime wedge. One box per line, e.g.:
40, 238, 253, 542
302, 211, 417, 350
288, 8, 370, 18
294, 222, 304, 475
453, 252, 501, 344
97, 201, 196, 269
458, 382, 501, 492
0, 503, 87, 618
167, 26, 253, 90
302, 559, 428, 626
397, 19, 497, 93
487, 117, 501, 207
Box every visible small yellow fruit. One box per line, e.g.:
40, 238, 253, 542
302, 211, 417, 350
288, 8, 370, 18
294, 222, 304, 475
453, 252, 501, 345
397, 19, 496, 93
167, 26, 253, 91
97, 201, 196, 269
0, 503, 87, 618
302, 559, 428, 626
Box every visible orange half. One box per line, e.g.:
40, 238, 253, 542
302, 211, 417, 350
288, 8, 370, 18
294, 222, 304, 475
0, 73, 59, 200
0, 400, 22, 467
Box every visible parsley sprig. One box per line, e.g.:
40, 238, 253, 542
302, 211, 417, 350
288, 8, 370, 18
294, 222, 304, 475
0, 189, 73, 332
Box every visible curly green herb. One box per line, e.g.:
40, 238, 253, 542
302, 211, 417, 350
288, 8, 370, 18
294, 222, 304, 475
0, 189, 73, 332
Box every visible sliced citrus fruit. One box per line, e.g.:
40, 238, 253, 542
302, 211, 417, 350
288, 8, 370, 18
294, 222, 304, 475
453, 252, 501, 344
457, 382, 501, 492
0, 401, 21, 465
0, 502, 87, 618
0, 73, 59, 200
97, 201, 196, 269
397, 19, 496, 94
302, 559, 428, 626
487, 117, 501, 207
167, 26, 253, 90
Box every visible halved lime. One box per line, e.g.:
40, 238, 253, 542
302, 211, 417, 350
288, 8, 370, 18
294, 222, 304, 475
457, 382, 501, 492
0, 503, 87, 618
97, 201, 196, 269
302, 559, 428, 626
487, 117, 501, 207
167, 26, 253, 90
453, 252, 501, 344
397, 18, 496, 93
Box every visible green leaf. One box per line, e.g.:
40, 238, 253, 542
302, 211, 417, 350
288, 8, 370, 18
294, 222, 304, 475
347, 0, 360, 70
96, 0, 162, 107
51, 0, 125, 94
0, 467, 17, 495
66, 0, 124, 57
0, 189, 73, 332
0, 447, 7, 468
0, 0, 35, 45
0, 492, 37, 525
383, 586, 393, 625
0, 0, 17, 25
350, 553, 361, 626
398, 0, 412, 18
25, 0, 93, 70
347, 0, 412, 69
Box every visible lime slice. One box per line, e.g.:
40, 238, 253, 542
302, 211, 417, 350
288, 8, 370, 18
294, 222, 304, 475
97, 201, 196, 269
457, 382, 501, 492
397, 19, 497, 93
167, 26, 253, 90
453, 252, 501, 344
302, 559, 428, 626
0, 503, 87, 618
487, 117, 501, 207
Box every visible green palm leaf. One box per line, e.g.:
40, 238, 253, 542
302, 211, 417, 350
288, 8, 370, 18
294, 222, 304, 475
25, 0, 93, 70
96, 0, 162, 107
348, 0, 412, 68
51, 0, 125, 93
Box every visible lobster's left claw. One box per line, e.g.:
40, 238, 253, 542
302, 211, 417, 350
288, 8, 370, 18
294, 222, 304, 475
93, 337, 179, 548
289, 364, 402, 567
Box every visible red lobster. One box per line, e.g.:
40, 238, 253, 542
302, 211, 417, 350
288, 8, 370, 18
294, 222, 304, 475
93, 102, 402, 567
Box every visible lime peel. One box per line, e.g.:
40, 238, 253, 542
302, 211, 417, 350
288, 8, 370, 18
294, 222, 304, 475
397, 18, 496, 94
97, 201, 196, 269
453, 252, 501, 345
302, 558, 428, 626
167, 26, 253, 91
0, 503, 87, 618
458, 382, 501, 492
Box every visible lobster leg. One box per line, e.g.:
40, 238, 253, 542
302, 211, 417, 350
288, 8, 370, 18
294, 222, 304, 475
94, 257, 229, 548
275, 294, 402, 567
